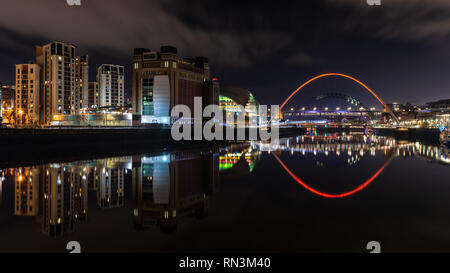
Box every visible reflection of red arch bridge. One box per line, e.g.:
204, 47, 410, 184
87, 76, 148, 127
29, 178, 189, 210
273, 153, 393, 198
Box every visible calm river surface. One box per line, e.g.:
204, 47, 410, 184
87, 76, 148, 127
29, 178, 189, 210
1, 133, 450, 252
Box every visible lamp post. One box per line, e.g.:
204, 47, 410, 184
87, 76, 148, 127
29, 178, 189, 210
18, 109, 23, 127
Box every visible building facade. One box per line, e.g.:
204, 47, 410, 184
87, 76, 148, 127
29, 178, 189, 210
36, 41, 77, 124
0, 84, 15, 124
97, 64, 124, 108
87, 82, 99, 109
15, 64, 40, 125
75, 55, 89, 112
132, 46, 212, 125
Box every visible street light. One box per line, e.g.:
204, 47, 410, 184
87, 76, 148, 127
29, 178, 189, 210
18, 109, 23, 127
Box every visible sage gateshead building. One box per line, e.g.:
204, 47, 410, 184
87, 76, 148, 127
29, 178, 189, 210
219, 85, 260, 126
132, 46, 217, 126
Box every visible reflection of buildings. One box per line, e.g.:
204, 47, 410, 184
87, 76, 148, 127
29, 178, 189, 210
89, 157, 129, 208
14, 168, 39, 216
87, 166, 99, 191
98, 168, 124, 208
132, 153, 219, 232
36, 164, 88, 237
257, 134, 450, 166
219, 146, 261, 173
0, 170, 4, 209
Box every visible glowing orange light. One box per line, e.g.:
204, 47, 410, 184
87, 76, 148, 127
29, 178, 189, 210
279, 73, 397, 121
273, 153, 392, 198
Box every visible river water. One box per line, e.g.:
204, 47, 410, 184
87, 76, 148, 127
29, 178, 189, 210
0, 133, 449, 252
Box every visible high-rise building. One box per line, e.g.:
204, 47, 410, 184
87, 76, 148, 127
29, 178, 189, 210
132, 46, 212, 125
87, 82, 99, 108
36, 41, 76, 124
97, 64, 124, 107
75, 55, 89, 112
15, 63, 41, 125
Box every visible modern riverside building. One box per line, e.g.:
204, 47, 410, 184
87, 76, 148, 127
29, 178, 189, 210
15, 63, 41, 125
132, 46, 213, 125
0, 84, 15, 125
75, 55, 89, 112
87, 82, 99, 108
36, 41, 77, 124
97, 64, 124, 107
219, 86, 260, 126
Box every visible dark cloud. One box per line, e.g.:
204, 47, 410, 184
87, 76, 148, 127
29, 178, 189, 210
330, 0, 450, 42
0, 0, 449, 105
286, 53, 314, 66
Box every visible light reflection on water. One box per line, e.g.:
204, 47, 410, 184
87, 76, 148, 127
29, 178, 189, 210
0, 133, 449, 252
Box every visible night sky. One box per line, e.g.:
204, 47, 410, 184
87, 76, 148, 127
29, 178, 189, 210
0, 0, 450, 108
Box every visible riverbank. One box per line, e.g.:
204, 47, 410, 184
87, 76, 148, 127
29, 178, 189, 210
0, 126, 305, 167
374, 127, 441, 144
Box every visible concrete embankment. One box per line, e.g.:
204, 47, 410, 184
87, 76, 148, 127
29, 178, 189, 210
0, 126, 305, 166
375, 127, 440, 144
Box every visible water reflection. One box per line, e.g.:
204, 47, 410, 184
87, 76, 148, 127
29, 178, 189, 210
0, 133, 449, 241
257, 133, 450, 165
